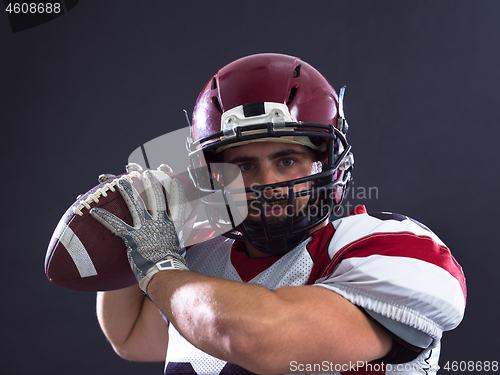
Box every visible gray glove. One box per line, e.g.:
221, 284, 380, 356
90, 170, 188, 294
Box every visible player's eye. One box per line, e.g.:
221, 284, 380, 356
239, 163, 254, 171
279, 158, 294, 167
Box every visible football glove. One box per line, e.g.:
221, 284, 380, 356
90, 170, 188, 294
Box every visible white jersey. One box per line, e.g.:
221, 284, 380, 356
164, 206, 466, 375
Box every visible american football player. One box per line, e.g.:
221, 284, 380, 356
92, 53, 466, 374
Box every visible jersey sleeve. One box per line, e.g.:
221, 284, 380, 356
314, 212, 466, 347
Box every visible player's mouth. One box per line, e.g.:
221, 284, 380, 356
247, 200, 289, 218
263, 203, 288, 216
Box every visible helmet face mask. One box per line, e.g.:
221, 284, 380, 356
187, 53, 354, 254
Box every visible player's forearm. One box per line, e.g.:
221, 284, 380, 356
148, 270, 391, 374
148, 270, 283, 372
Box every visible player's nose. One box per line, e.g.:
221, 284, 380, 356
254, 168, 285, 198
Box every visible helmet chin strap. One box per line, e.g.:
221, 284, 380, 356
240, 215, 312, 255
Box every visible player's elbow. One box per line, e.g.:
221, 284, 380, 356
239, 351, 284, 375
223, 337, 278, 375
215, 321, 282, 375
115, 346, 136, 361
110, 343, 164, 363
104, 335, 167, 363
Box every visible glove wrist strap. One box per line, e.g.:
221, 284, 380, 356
139, 256, 189, 295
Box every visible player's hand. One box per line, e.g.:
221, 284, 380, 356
90, 170, 189, 294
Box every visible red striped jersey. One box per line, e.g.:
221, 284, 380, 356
164, 206, 466, 375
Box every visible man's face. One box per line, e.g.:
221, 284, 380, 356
222, 142, 322, 225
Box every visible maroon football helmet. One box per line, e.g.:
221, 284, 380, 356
187, 53, 353, 254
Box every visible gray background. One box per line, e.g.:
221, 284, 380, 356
1, 1, 498, 374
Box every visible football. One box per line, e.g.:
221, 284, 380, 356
45, 169, 198, 292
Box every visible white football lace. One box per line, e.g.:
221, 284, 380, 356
73, 171, 142, 216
